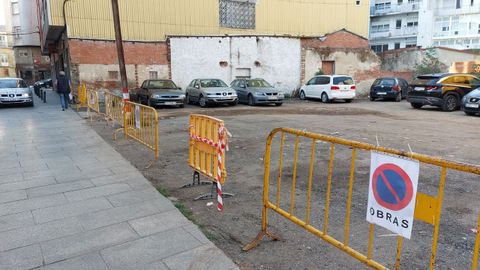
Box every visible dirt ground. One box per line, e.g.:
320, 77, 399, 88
90, 98, 480, 270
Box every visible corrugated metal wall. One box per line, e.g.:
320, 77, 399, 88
51, 0, 369, 41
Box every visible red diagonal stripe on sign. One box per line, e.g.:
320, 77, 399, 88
380, 171, 401, 204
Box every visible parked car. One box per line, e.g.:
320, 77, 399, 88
407, 73, 480, 111
369, 77, 409, 102
231, 78, 284, 106
33, 78, 52, 94
0, 78, 34, 107
186, 79, 238, 107
132, 79, 186, 108
461, 87, 480, 116
299, 75, 356, 103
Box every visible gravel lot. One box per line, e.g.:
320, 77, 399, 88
91, 98, 480, 270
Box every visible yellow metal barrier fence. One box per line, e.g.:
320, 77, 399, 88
104, 91, 124, 127
188, 114, 227, 184
86, 88, 100, 115
76, 83, 87, 111
244, 127, 480, 270
123, 101, 159, 160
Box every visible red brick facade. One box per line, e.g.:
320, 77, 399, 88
69, 39, 168, 65
301, 29, 369, 49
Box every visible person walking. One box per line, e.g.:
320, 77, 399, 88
57, 71, 70, 111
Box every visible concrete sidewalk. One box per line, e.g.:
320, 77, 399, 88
0, 90, 238, 270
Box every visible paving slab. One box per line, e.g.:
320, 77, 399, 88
0, 94, 236, 269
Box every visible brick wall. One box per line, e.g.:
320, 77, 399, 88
68, 39, 168, 65
301, 30, 369, 49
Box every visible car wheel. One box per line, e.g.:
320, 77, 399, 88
411, 103, 423, 109
147, 98, 154, 108
229, 99, 238, 106
321, 92, 330, 103
465, 111, 476, 116
299, 90, 306, 100
275, 102, 283, 106
370, 97, 375, 101
442, 94, 458, 112
395, 93, 401, 102
199, 95, 207, 108
248, 94, 255, 106
345, 99, 352, 103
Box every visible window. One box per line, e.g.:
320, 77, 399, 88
396, 20, 402, 29
307, 78, 317, 85
219, 0, 255, 29
478, 24, 480, 34
395, 43, 401, 49
0, 35, 7, 47
374, 2, 391, 10
0, 54, 8, 66
370, 44, 390, 53
355, 0, 361, 5
108, 71, 118, 80
11, 2, 19, 14
406, 21, 418, 27
398, 0, 403, 4
456, 0, 461, 8
13, 26, 21, 39
371, 24, 390, 33
149, 71, 158, 79
472, 0, 475, 6
316, 77, 330, 85
406, 43, 417, 48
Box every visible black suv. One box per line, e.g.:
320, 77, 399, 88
407, 73, 480, 111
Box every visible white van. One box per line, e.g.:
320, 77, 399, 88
299, 75, 356, 103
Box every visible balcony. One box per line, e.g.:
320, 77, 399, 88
434, 5, 480, 16
371, 2, 420, 17
370, 27, 418, 40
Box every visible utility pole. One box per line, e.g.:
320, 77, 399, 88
111, 0, 129, 102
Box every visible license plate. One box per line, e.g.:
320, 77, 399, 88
466, 103, 479, 108
414, 87, 425, 91
164, 102, 177, 105
377, 92, 387, 95
267, 96, 277, 100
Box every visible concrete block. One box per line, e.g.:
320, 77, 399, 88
0, 212, 34, 233
0, 173, 24, 184
163, 243, 237, 270
90, 171, 144, 187
0, 244, 43, 270
0, 194, 67, 217
79, 199, 174, 231
136, 260, 169, 270
26, 180, 94, 198
182, 223, 211, 245
105, 188, 164, 207
0, 177, 56, 193
0, 190, 27, 204
129, 210, 190, 237
64, 183, 131, 202
40, 253, 109, 270
0, 217, 83, 252
41, 223, 138, 264
101, 227, 202, 270
32, 197, 112, 224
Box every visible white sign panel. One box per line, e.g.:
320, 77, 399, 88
366, 152, 419, 239
135, 105, 141, 129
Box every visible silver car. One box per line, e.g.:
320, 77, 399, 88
231, 78, 284, 106
0, 78, 34, 107
185, 79, 238, 107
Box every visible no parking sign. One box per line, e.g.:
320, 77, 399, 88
366, 152, 419, 239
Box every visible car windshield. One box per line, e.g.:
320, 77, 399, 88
0, 79, 27, 88
414, 76, 440, 85
377, 78, 396, 86
246, 79, 272, 88
149, 80, 178, 89
200, 79, 227, 88
333, 76, 354, 85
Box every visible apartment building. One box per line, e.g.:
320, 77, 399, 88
0, 0, 15, 78
12, 0, 50, 83
418, 0, 480, 49
370, 0, 480, 52
369, 0, 421, 53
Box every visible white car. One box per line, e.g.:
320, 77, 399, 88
299, 75, 356, 103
